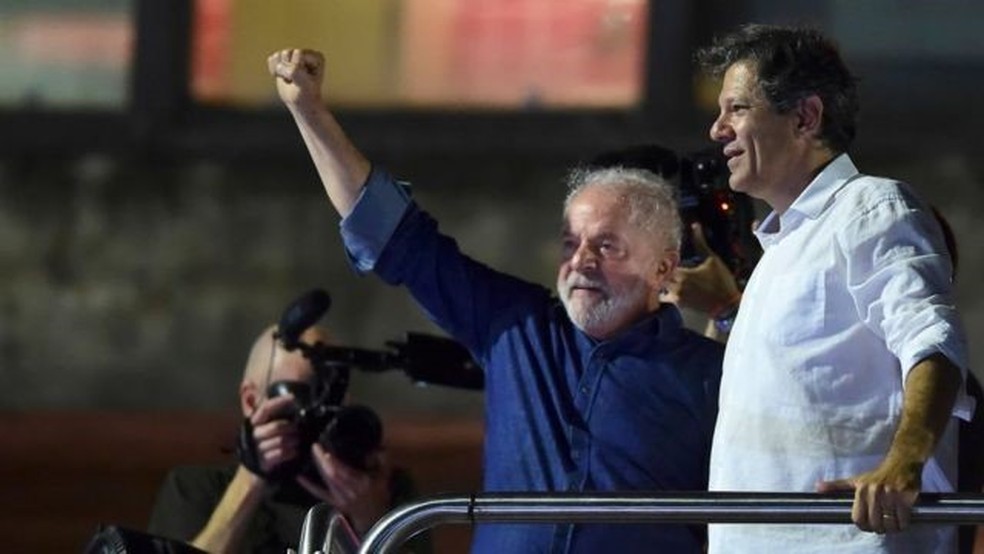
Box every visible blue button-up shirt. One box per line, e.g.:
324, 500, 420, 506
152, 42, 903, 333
342, 168, 724, 553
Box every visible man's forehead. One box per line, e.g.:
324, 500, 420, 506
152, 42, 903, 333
563, 199, 629, 230
272, 348, 316, 379
562, 211, 647, 245
722, 60, 761, 89
562, 223, 623, 240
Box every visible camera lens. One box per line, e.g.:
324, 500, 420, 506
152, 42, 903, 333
320, 405, 383, 470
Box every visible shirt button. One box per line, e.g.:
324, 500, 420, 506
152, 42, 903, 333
579, 385, 589, 395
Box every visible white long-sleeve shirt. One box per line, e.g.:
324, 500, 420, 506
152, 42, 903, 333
708, 154, 973, 553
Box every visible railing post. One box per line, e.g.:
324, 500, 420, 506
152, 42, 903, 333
298, 503, 333, 554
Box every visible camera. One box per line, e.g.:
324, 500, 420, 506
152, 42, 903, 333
588, 144, 760, 284
239, 288, 486, 480
264, 380, 383, 475
237, 290, 384, 481
676, 145, 759, 283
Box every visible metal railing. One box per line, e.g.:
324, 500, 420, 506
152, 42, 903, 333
291, 492, 984, 554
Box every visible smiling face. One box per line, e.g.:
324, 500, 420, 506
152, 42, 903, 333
709, 62, 813, 212
556, 184, 675, 340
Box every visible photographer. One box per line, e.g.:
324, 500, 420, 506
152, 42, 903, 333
661, 222, 743, 342
147, 324, 425, 554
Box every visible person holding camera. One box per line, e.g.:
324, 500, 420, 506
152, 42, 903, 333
659, 222, 743, 342
693, 24, 973, 553
266, 48, 723, 553
147, 324, 424, 554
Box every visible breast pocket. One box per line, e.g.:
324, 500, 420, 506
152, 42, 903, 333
755, 270, 827, 346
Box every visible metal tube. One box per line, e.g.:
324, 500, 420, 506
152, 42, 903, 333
358, 495, 474, 554
357, 492, 984, 554
298, 503, 332, 554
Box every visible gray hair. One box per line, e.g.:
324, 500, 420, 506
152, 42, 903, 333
564, 166, 682, 251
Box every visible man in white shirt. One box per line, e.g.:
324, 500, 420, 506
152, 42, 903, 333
697, 24, 973, 553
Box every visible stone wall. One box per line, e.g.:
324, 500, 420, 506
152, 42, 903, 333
1, 142, 982, 415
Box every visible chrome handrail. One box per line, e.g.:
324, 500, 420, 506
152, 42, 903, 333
339, 492, 984, 554
297, 503, 332, 554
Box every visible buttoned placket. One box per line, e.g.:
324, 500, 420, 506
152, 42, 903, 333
568, 347, 608, 475
552, 347, 610, 553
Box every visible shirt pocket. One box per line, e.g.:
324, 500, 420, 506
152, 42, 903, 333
757, 270, 827, 346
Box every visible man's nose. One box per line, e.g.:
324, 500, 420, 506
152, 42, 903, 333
570, 243, 598, 271
710, 112, 731, 142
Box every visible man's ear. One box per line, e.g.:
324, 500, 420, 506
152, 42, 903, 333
240, 381, 259, 417
795, 95, 824, 138
651, 249, 680, 289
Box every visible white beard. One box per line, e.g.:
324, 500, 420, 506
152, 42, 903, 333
559, 273, 649, 337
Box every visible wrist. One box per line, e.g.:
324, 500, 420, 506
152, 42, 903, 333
885, 425, 936, 466
710, 292, 742, 334
287, 97, 326, 118
234, 464, 269, 491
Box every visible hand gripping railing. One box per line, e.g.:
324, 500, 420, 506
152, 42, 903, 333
294, 491, 984, 554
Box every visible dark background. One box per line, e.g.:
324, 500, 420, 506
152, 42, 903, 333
1, 0, 980, 414
0, 1, 981, 550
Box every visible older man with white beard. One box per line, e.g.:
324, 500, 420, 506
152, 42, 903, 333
267, 48, 724, 554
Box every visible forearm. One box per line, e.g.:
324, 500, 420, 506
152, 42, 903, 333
884, 353, 962, 472
702, 318, 727, 343
191, 466, 267, 554
287, 101, 371, 217
816, 353, 963, 533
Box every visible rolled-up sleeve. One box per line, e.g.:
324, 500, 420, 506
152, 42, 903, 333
842, 193, 972, 418
340, 166, 413, 273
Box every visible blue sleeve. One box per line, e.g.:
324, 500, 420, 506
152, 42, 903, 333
340, 167, 414, 274
339, 167, 550, 359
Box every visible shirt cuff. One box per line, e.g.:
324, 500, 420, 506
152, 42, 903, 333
339, 166, 413, 273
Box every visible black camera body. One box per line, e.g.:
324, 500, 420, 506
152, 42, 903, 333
238, 290, 384, 481
266, 380, 382, 474
676, 146, 759, 283
589, 144, 759, 284
238, 288, 487, 481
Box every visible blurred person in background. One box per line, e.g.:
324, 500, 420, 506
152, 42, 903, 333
147, 324, 427, 554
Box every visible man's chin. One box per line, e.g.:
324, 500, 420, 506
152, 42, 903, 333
565, 306, 612, 335
729, 171, 759, 195
562, 300, 593, 320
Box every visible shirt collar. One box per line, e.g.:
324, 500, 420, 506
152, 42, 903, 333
788, 153, 859, 219
754, 153, 859, 247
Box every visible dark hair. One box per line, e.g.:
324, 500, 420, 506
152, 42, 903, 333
697, 24, 859, 153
